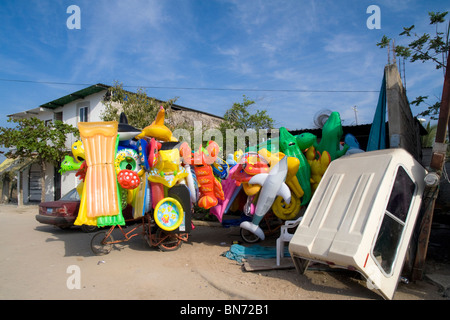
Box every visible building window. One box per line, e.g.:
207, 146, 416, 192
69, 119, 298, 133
54, 112, 63, 122
78, 103, 89, 123
372, 166, 416, 275
79, 106, 88, 122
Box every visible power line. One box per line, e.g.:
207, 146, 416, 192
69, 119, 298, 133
0, 78, 380, 93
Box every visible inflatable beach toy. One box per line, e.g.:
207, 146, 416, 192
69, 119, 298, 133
136, 106, 178, 142
71, 140, 85, 163
180, 141, 224, 209
59, 155, 82, 174
154, 197, 184, 231
279, 127, 311, 205
74, 121, 125, 227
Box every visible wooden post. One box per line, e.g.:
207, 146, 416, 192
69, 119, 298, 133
412, 50, 450, 281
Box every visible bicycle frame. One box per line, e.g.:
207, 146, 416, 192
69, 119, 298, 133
91, 213, 189, 255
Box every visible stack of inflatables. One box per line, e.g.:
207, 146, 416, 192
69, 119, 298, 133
212, 111, 358, 240
61, 106, 225, 232
60, 108, 355, 239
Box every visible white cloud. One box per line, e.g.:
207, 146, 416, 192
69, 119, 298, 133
324, 33, 363, 53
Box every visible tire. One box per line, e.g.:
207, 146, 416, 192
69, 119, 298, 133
81, 225, 98, 233
90, 231, 114, 255
155, 228, 182, 251
240, 227, 261, 243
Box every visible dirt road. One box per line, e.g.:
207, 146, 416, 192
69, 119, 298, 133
0, 204, 447, 301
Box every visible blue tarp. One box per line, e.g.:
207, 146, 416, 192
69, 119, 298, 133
222, 244, 290, 264
367, 71, 387, 151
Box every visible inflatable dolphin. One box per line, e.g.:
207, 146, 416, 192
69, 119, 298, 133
118, 112, 141, 141
240, 156, 291, 240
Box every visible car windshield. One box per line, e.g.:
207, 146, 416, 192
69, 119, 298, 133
59, 188, 81, 201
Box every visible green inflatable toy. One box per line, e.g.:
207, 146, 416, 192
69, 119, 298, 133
59, 155, 83, 174
295, 112, 348, 161
315, 112, 348, 161
295, 132, 317, 151
278, 127, 312, 205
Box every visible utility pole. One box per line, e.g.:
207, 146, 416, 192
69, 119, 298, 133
352, 106, 358, 125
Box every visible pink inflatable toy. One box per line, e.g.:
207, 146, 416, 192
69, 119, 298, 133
210, 164, 240, 223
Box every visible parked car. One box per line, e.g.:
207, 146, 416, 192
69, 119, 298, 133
36, 188, 133, 232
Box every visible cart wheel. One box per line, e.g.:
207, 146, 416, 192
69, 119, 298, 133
143, 223, 157, 248
240, 227, 261, 243
91, 231, 114, 255
81, 225, 98, 233
155, 228, 182, 251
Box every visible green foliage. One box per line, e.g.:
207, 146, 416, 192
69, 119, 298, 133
376, 35, 392, 48
218, 95, 274, 151
376, 11, 449, 120
101, 81, 179, 130
0, 117, 79, 202
219, 95, 274, 132
421, 121, 437, 147
0, 117, 78, 164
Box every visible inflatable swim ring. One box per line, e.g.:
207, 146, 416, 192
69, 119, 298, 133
115, 148, 140, 174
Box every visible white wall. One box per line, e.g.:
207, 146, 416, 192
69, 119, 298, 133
58, 90, 107, 149
58, 90, 108, 197
13, 90, 109, 202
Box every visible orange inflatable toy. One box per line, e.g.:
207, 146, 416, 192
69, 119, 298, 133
74, 121, 124, 227
180, 141, 224, 209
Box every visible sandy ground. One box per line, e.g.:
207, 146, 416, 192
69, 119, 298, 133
0, 204, 448, 301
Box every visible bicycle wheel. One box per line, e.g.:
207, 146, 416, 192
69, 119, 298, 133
155, 228, 182, 251
240, 227, 261, 243
91, 231, 114, 255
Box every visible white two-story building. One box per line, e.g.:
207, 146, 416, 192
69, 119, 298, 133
3, 83, 222, 204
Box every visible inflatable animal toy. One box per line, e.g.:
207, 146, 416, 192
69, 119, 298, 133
240, 156, 291, 240
136, 106, 178, 142
314, 111, 348, 161
148, 143, 189, 188
279, 127, 311, 205
118, 112, 141, 141
230, 152, 269, 196
257, 149, 303, 220
306, 146, 331, 193
180, 141, 224, 209
59, 155, 83, 174
71, 140, 85, 163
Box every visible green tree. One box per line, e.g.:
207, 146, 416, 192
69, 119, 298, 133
421, 121, 437, 147
101, 81, 179, 130
219, 95, 274, 151
377, 11, 449, 120
220, 95, 274, 132
0, 117, 79, 202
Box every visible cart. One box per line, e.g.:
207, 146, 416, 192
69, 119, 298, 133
90, 195, 191, 255
90, 213, 189, 255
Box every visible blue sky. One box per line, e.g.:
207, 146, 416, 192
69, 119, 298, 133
1, 0, 449, 131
